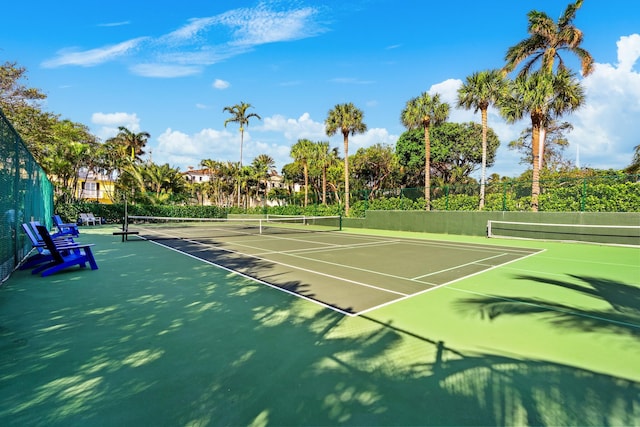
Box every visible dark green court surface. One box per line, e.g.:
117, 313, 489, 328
136, 228, 542, 315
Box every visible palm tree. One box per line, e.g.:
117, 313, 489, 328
223, 102, 261, 168
457, 70, 508, 209
500, 70, 584, 211
223, 101, 261, 207
401, 92, 449, 210
290, 139, 315, 207
251, 154, 275, 204
111, 126, 150, 162
503, 0, 594, 78
625, 145, 640, 174
325, 103, 367, 216
313, 141, 338, 205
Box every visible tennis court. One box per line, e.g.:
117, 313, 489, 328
127, 216, 543, 315
1, 222, 638, 426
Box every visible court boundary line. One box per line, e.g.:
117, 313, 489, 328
355, 249, 546, 316
137, 229, 410, 305
135, 226, 547, 317
144, 238, 356, 317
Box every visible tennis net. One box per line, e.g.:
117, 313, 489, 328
487, 220, 640, 246
127, 215, 342, 240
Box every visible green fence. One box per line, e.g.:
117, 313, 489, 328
272, 174, 640, 215
0, 108, 54, 283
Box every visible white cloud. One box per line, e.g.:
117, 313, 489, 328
213, 79, 230, 89
98, 21, 130, 28
571, 33, 640, 169
162, 17, 217, 44
617, 34, 640, 72
130, 63, 202, 78
42, 37, 148, 68
349, 128, 399, 151
91, 112, 141, 141
155, 127, 237, 169
221, 5, 325, 47
261, 112, 325, 140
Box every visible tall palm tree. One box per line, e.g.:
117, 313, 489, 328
503, 0, 594, 78
111, 126, 150, 162
500, 70, 584, 211
401, 92, 449, 210
458, 70, 507, 210
223, 102, 261, 168
457, 70, 508, 209
325, 103, 367, 216
503, 1, 593, 197
223, 101, 261, 207
290, 139, 315, 207
313, 141, 338, 205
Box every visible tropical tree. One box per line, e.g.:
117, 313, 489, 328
312, 141, 339, 205
109, 126, 150, 162
503, 0, 594, 78
500, 70, 584, 211
400, 92, 449, 210
350, 143, 400, 198
45, 120, 98, 203
396, 123, 500, 190
457, 70, 507, 209
0, 61, 53, 158
325, 103, 367, 215
251, 154, 275, 204
223, 101, 261, 207
503, 0, 594, 179
509, 119, 575, 170
290, 139, 315, 207
624, 145, 640, 174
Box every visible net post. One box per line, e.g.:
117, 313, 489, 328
339, 215, 342, 231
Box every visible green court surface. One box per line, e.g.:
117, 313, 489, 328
0, 226, 638, 426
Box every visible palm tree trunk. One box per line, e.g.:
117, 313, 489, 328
303, 164, 309, 207
479, 108, 488, 210
322, 167, 327, 205
343, 134, 350, 215
238, 129, 244, 208
424, 126, 431, 211
538, 127, 546, 170
531, 123, 541, 212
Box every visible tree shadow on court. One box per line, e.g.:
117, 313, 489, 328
359, 315, 639, 426
455, 274, 640, 338
2, 235, 638, 426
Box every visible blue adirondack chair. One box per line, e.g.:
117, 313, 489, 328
19, 223, 76, 270
31, 225, 98, 277
19, 223, 55, 269
52, 214, 80, 237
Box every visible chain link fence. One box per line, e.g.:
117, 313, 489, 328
0, 108, 54, 283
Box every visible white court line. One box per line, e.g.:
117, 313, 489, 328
255, 239, 403, 257
135, 225, 546, 317
411, 253, 510, 280
356, 249, 546, 316
136, 227, 409, 298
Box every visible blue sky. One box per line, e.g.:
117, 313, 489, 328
2, 0, 639, 177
